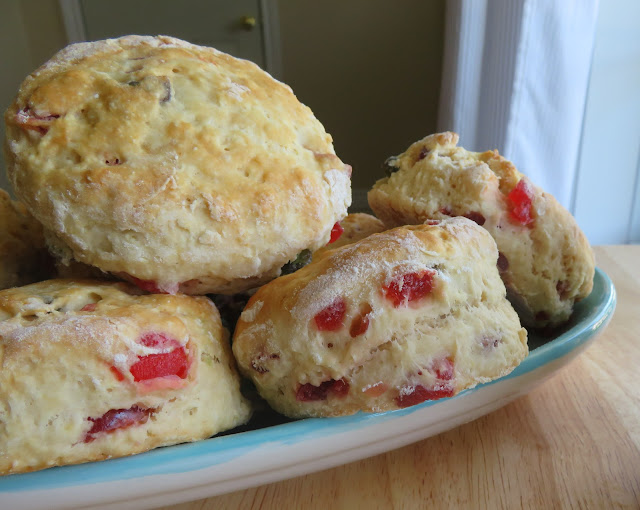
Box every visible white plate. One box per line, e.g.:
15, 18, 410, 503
0, 268, 616, 510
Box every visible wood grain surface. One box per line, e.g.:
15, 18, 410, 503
162, 245, 640, 510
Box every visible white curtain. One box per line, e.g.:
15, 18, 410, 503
438, 0, 599, 211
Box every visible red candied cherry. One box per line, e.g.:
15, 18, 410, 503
431, 357, 454, 380
129, 333, 189, 381
84, 406, 153, 443
110, 366, 126, 381
314, 298, 347, 331
507, 179, 534, 226
130, 348, 189, 381
296, 378, 350, 401
139, 332, 179, 349
80, 303, 97, 312
127, 276, 168, 294
124, 275, 179, 294
382, 269, 436, 307
329, 222, 344, 244
349, 303, 373, 338
395, 383, 455, 408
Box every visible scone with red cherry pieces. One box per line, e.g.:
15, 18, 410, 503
0, 189, 52, 290
368, 132, 595, 328
4, 35, 350, 295
233, 218, 527, 418
0, 280, 251, 475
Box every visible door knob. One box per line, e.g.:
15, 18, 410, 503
241, 16, 257, 30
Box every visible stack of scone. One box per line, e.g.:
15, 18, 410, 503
0, 35, 593, 475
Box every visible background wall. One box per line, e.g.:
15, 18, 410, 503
0, 0, 67, 193
0, 0, 445, 208
278, 0, 444, 202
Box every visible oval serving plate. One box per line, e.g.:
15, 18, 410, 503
1, 268, 616, 510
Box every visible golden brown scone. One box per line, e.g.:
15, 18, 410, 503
368, 132, 595, 328
4, 35, 351, 295
0, 280, 251, 475
0, 189, 52, 289
233, 218, 527, 418
312, 212, 386, 260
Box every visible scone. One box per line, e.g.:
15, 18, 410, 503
4, 35, 351, 295
0, 189, 52, 290
312, 212, 386, 260
0, 280, 251, 475
368, 132, 595, 328
233, 218, 528, 418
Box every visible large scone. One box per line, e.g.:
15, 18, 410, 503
0, 280, 251, 475
4, 35, 351, 295
233, 218, 528, 418
368, 132, 595, 328
0, 189, 52, 290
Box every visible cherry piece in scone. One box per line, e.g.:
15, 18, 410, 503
349, 303, 373, 338
431, 357, 454, 381
507, 179, 534, 226
329, 222, 344, 244
109, 366, 126, 381
84, 406, 153, 443
126, 276, 175, 294
296, 378, 350, 401
395, 357, 455, 408
395, 383, 455, 408
129, 347, 189, 381
314, 298, 347, 331
382, 270, 435, 307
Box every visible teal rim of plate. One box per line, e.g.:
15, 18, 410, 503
1, 267, 616, 491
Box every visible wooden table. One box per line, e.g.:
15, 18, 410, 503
163, 246, 639, 510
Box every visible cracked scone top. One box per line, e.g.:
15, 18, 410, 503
0, 279, 251, 475
368, 132, 595, 328
233, 218, 528, 418
4, 35, 351, 295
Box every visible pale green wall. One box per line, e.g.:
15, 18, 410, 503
278, 0, 445, 199
0, 0, 67, 195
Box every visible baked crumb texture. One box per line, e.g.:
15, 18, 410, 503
368, 132, 595, 328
